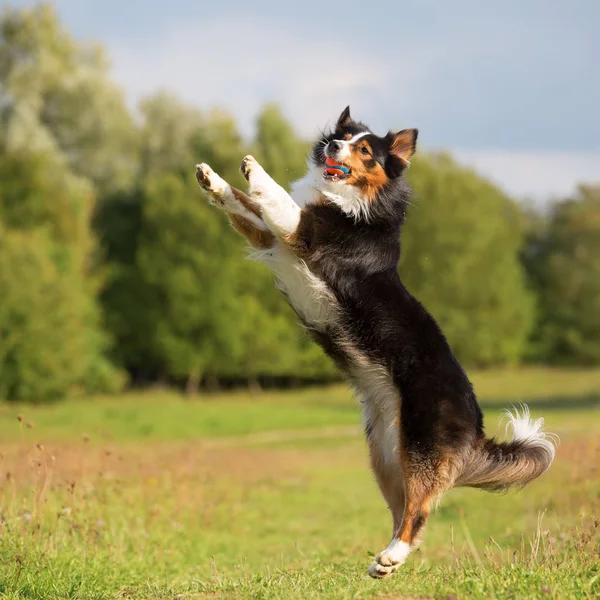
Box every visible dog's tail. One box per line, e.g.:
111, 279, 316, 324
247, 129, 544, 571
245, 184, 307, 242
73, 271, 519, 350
456, 405, 557, 492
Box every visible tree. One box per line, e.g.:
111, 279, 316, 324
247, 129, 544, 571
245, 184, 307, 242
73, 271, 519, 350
0, 152, 123, 401
139, 92, 205, 178
133, 172, 245, 392
0, 4, 137, 195
402, 154, 534, 366
253, 103, 310, 190
524, 186, 600, 364
98, 103, 253, 390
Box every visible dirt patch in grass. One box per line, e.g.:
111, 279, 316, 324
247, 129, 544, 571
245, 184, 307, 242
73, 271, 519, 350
0, 433, 368, 500
2, 430, 596, 491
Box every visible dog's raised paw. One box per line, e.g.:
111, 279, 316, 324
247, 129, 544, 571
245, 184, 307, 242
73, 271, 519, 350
195, 163, 215, 188
240, 155, 258, 181
195, 163, 227, 206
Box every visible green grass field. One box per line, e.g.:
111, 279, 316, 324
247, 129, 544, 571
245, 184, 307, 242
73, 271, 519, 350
1, 368, 599, 599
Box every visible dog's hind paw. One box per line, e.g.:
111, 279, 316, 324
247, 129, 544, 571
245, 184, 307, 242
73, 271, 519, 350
367, 539, 410, 578
367, 561, 398, 579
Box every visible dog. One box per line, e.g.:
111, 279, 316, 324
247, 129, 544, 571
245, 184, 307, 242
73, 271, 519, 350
195, 107, 556, 578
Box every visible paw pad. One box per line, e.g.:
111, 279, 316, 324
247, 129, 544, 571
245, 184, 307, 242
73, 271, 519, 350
240, 156, 255, 181
195, 164, 212, 187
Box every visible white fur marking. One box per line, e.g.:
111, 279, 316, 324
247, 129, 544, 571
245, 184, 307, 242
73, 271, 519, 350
376, 539, 411, 566
351, 361, 400, 465
289, 164, 322, 208
322, 186, 373, 222
308, 140, 375, 222
251, 244, 338, 330
244, 156, 301, 236
502, 404, 558, 461
367, 562, 398, 578
329, 131, 370, 161
290, 164, 373, 222
347, 131, 370, 144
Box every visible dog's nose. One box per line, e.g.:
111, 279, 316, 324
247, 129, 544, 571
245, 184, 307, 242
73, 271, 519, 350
328, 140, 342, 152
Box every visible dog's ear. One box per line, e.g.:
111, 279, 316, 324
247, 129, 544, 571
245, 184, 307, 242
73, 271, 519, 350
336, 106, 352, 129
389, 129, 418, 164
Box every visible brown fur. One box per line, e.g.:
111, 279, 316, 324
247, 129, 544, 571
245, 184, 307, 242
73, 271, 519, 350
230, 187, 263, 218
390, 129, 418, 164
228, 213, 275, 249
344, 141, 390, 202
219, 184, 275, 250
393, 447, 451, 546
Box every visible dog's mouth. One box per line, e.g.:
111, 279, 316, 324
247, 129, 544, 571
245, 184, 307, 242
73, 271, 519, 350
323, 157, 351, 182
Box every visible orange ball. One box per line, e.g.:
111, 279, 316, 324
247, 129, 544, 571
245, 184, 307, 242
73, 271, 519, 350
325, 156, 349, 175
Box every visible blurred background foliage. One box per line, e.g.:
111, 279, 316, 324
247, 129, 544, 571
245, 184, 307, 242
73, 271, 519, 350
1, 5, 599, 401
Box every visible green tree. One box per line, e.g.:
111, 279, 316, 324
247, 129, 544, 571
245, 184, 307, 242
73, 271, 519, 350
97, 103, 254, 390
0, 152, 123, 401
134, 172, 244, 393
0, 4, 137, 195
192, 108, 252, 190
253, 103, 310, 190
524, 186, 600, 364
139, 92, 205, 177
402, 154, 534, 366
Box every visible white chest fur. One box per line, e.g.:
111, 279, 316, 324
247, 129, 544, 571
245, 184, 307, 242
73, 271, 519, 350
253, 244, 338, 330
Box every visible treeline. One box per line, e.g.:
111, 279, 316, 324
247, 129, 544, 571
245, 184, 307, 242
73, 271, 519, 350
1, 5, 599, 401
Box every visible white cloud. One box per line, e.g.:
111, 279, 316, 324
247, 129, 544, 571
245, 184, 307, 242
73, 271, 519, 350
453, 150, 600, 202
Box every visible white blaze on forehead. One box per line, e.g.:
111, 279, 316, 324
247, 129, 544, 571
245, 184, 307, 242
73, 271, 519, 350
347, 131, 371, 144
332, 131, 371, 160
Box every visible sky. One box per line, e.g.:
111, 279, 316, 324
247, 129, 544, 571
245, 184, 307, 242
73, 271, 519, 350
11, 0, 600, 202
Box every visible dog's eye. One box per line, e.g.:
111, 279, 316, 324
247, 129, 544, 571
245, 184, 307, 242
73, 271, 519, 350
360, 146, 370, 155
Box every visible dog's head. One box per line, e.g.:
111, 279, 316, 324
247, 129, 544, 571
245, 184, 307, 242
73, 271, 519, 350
311, 107, 417, 221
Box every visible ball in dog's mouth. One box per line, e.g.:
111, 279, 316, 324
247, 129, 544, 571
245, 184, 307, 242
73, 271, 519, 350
324, 156, 351, 181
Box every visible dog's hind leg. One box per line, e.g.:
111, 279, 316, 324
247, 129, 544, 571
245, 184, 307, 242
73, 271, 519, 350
368, 450, 454, 579
367, 437, 406, 571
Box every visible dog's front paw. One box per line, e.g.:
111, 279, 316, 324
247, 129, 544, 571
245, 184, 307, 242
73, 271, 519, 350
240, 155, 258, 181
195, 163, 212, 187
195, 163, 227, 207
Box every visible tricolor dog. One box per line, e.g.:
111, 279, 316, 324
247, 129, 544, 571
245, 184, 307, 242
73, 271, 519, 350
195, 107, 556, 578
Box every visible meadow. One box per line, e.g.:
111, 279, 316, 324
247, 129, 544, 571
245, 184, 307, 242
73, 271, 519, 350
1, 368, 599, 599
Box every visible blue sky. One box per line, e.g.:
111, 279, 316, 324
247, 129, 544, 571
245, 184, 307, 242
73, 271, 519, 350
11, 0, 600, 201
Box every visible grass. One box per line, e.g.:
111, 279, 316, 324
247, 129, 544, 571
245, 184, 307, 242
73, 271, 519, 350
0, 367, 599, 599
1, 367, 599, 443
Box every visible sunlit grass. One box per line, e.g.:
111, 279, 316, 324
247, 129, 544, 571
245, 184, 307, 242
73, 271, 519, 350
0, 368, 599, 599
1, 367, 599, 443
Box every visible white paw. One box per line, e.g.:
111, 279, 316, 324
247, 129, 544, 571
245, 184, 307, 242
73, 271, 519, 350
376, 539, 411, 567
367, 539, 410, 579
241, 156, 273, 198
195, 163, 227, 206
367, 561, 398, 579
240, 155, 260, 181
